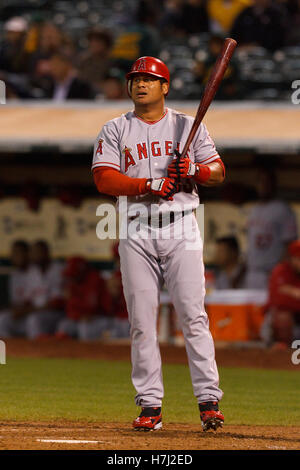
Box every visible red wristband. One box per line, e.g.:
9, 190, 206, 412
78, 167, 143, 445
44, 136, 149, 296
194, 164, 211, 183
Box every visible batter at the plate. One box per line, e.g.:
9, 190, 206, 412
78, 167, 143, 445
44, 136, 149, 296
92, 56, 225, 432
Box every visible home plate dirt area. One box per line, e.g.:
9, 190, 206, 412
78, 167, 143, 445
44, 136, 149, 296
0, 422, 300, 450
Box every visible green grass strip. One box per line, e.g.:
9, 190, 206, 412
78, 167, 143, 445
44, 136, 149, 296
0, 358, 299, 425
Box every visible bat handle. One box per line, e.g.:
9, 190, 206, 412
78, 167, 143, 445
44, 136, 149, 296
174, 149, 182, 184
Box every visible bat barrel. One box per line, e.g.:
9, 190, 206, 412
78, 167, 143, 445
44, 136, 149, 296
179, 38, 237, 160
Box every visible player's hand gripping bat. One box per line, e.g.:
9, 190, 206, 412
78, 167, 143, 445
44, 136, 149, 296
174, 38, 237, 187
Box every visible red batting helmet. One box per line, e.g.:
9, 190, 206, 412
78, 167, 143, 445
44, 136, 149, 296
126, 56, 170, 96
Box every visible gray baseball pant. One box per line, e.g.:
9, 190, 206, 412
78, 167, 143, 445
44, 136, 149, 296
119, 213, 223, 408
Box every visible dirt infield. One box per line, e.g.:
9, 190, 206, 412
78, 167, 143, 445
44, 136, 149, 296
0, 421, 299, 450
3, 338, 299, 371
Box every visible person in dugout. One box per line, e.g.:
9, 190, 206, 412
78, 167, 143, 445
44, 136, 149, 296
56, 256, 111, 341
261, 240, 300, 348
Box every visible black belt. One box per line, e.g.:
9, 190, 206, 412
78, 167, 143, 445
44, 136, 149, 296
129, 210, 192, 228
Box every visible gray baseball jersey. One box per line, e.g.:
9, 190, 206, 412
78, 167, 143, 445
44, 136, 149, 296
92, 107, 220, 211
245, 200, 298, 289
9, 269, 29, 306
247, 200, 298, 270
25, 262, 64, 309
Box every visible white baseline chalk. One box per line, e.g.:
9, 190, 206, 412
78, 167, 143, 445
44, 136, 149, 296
37, 439, 103, 444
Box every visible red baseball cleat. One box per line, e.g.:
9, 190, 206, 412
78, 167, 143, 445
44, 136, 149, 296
133, 407, 162, 432
199, 401, 224, 431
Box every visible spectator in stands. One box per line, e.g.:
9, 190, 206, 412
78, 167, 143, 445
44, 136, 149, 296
110, 0, 160, 72
230, 0, 288, 51
245, 166, 298, 289
56, 256, 112, 341
261, 240, 300, 348
37, 22, 71, 58
101, 70, 126, 100
47, 50, 95, 100
0, 17, 29, 74
77, 28, 113, 95
177, 0, 210, 35
194, 33, 241, 99
285, 0, 300, 46
214, 236, 246, 289
106, 243, 130, 338
23, 240, 65, 339
159, 0, 183, 37
0, 240, 30, 338
207, 0, 252, 34
0, 16, 37, 98
29, 22, 74, 95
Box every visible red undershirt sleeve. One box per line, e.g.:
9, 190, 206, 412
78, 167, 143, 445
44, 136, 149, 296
193, 158, 225, 184
93, 167, 149, 196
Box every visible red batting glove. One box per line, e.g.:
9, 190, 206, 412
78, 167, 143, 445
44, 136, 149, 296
168, 155, 196, 179
168, 151, 211, 183
147, 177, 178, 201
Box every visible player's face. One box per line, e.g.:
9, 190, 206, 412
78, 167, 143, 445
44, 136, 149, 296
49, 56, 70, 81
131, 74, 168, 105
256, 171, 275, 200
30, 243, 49, 266
215, 243, 236, 267
11, 245, 28, 269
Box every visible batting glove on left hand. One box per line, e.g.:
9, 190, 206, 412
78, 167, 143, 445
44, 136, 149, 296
168, 150, 196, 179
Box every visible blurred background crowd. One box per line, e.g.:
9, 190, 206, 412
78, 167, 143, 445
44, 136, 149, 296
0, 239, 130, 341
1, 0, 300, 101
1, 164, 300, 349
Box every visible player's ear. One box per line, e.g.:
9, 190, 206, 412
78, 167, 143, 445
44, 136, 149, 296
162, 81, 169, 96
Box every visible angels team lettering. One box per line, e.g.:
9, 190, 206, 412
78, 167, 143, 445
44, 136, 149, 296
123, 147, 135, 172
123, 141, 182, 173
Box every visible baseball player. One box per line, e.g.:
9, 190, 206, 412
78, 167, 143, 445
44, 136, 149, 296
245, 167, 298, 289
0, 240, 30, 338
0, 240, 64, 339
23, 240, 65, 339
56, 256, 112, 340
92, 57, 225, 431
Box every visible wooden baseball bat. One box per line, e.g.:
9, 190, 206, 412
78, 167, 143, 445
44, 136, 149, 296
178, 37, 237, 161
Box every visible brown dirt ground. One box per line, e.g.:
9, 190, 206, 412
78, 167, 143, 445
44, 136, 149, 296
1, 339, 300, 450
0, 422, 300, 451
